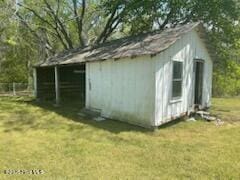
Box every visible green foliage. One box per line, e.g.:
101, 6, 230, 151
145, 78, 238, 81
213, 61, 240, 97
0, 0, 240, 96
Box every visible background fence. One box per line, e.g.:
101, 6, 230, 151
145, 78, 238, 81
0, 83, 33, 96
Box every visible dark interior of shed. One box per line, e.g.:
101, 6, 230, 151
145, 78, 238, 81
37, 67, 55, 101
36, 64, 86, 104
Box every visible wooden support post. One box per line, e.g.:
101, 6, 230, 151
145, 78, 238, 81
33, 68, 38, 98
55, 66, 60, 106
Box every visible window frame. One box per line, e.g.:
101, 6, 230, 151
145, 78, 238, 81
171, 60, 183, 101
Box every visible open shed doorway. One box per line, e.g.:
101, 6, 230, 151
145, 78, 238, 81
36, 64, 86, 106
36, 67, 55, 101
194, 60, 204, 106
59, 64, 86, 105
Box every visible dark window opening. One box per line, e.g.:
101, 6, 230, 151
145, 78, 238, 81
172, 61, 183, 99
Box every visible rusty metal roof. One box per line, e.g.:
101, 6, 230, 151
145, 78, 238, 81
36, 22, 212, 67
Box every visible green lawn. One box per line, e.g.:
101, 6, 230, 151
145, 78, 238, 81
0, 97, 239, 179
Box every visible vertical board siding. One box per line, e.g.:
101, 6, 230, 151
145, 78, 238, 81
86, 56, 155, 127
85, 29, 212, 127
155, 30, 213, 126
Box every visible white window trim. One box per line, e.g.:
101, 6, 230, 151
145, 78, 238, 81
170, 98, 183, 104
170, 59, 183, 102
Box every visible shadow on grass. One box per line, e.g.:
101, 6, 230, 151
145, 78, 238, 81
158, 118, 184, 129
1, 96, 183, 134
16, 97, 151, 133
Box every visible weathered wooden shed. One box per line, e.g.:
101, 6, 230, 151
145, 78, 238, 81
34, 22, 213, 128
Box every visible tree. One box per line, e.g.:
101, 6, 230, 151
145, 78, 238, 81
0, 0, 240, 96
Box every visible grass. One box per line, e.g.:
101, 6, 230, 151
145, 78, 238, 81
0, 96, 239, 179
211, 98, 240, 122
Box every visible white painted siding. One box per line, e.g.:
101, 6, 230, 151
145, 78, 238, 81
85, 29, 212, 127
86, 56, 155, 127
155, 29, 213, 126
